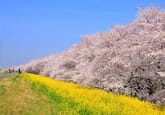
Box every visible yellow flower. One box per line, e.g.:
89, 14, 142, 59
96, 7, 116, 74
22, 73, 165, 115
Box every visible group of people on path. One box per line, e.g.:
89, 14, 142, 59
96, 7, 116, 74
8, 68, 22, 74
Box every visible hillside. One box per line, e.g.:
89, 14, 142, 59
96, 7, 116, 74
0, 73, 165, 115
13, 6, 165, 105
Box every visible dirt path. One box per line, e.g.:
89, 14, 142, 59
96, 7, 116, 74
0, 72, 18, 79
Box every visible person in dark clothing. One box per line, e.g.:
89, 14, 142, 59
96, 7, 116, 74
18, 68, 22, 74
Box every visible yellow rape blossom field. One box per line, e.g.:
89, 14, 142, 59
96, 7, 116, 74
21, 73, 165, 115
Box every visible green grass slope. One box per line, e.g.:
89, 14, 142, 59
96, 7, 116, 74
0, 75, 64, 115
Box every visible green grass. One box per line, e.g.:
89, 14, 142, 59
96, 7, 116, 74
0, 75, 65, 115
0, 72, 10, 74
31, 82, 90, 115
10, 75, 20, 83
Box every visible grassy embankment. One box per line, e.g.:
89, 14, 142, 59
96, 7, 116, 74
0, 73, 165, 115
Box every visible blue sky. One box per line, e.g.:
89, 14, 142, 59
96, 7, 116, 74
0, 0, 164, 68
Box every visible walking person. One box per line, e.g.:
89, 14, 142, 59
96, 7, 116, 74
18, 68, 22, 74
